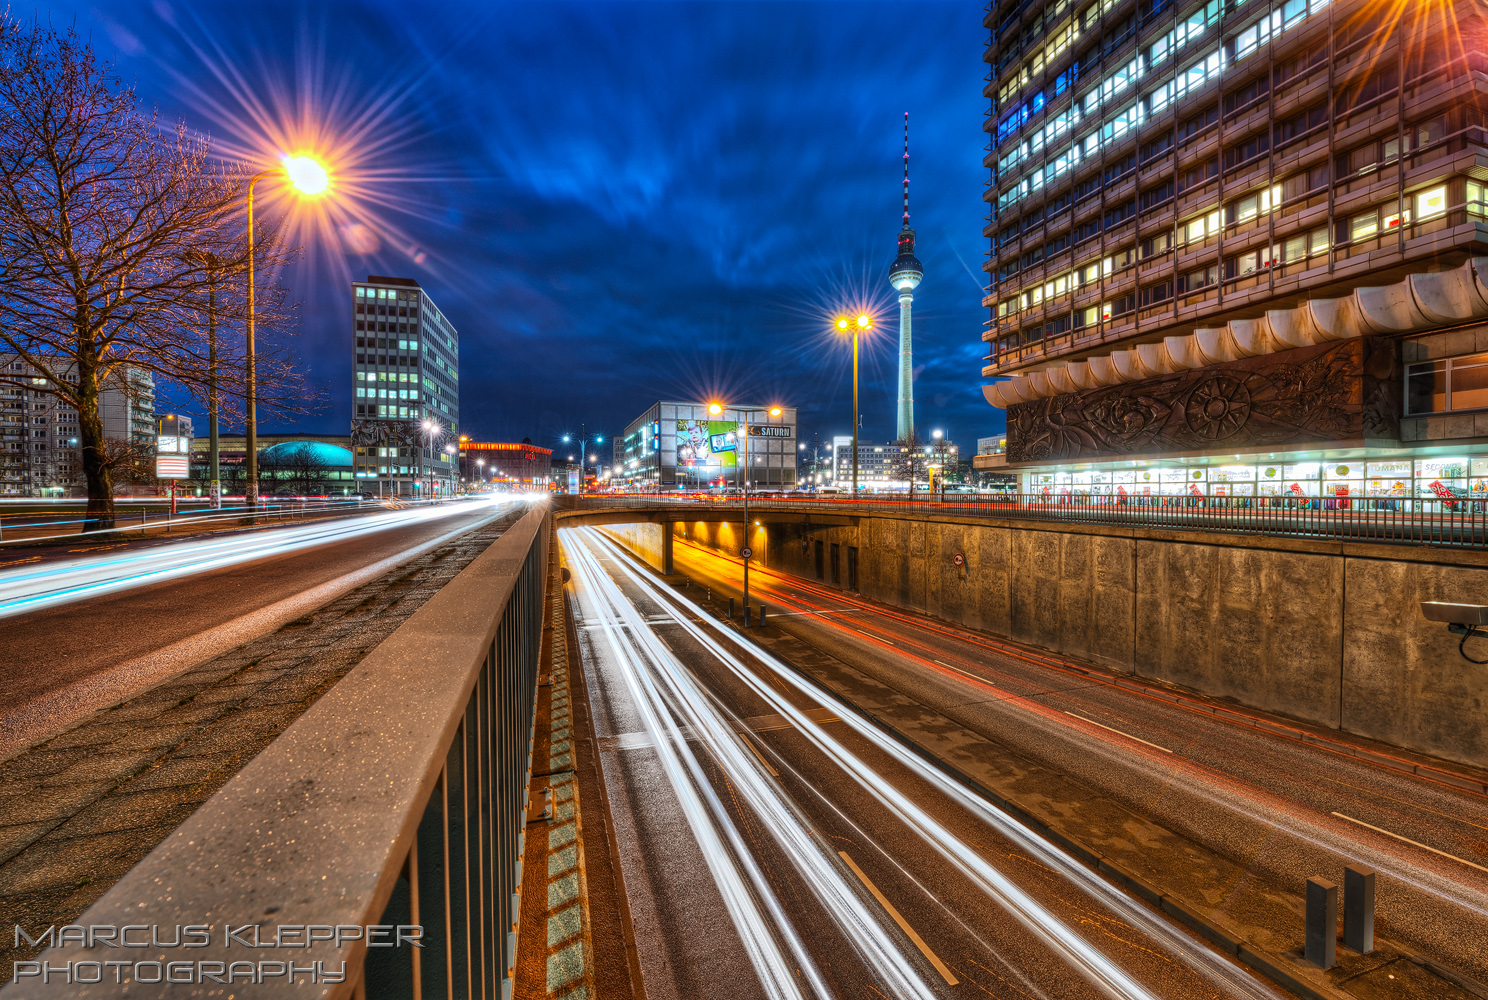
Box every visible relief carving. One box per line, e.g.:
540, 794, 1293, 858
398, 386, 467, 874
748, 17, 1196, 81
1006, 338, 1399, 463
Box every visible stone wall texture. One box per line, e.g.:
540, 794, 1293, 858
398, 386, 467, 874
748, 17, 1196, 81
625, 513, 1488, 769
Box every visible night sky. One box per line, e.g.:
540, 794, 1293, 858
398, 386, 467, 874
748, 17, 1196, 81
55, 0, 1003, 454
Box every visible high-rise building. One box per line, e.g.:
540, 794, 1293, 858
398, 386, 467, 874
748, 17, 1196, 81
890, 113, 923, 442
614, 401, 797, 490
0, 355, 153, 496
831, 434, 959, 489
349, 275, 461, 497
979, 0, 1488, 502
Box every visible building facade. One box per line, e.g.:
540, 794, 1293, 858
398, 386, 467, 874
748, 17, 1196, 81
349, 276, 461, 496
979, 0, 1488, 499
458, 440, 554, 489
831, 435, 962, 489
0, 355, 154, 496
615, 401, 798, 489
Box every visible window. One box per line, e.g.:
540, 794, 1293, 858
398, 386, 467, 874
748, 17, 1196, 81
1178, 265, 1218, 293
1141, 133, 1173, 163
1469, 180, 1488, 218
1224, 130, 1270, 170
1179, 157, 1218, 192
1139, 180, 1174, 212
1109, 293, 1137, 317
1274, 105, 1326, 147
1104, 199, 1136, 228
1406, 353, 1488, 415
1282, 163, 1329, 202
1103, 154, 1137, 185
1224, 77, 1268, 116
1139, 280, 1173, 306
1226, 185, 1280, 226
1074, 174, 1101, 204
1415, 185, 1447, 221
1177, 104, 1219, 144
1141, 231, 1173, 258
1345, 204, 1409, 243
1181, 210, 1221, 244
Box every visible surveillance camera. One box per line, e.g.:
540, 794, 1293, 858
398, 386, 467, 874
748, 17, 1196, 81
1422, 602, 1488, 664
1420, 602, 1488, 625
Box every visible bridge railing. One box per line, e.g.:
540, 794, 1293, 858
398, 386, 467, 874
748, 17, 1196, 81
9, 506, 549, 999
553, 492, 1488, 549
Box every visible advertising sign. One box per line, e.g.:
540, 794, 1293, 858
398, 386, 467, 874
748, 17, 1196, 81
155, 415, 192, 479
677, 420, 738, 468
749, 425, 791, 438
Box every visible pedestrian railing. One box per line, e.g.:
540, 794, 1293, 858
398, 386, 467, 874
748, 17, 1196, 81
552, 492, 1488, 549
8, 506, 549, 999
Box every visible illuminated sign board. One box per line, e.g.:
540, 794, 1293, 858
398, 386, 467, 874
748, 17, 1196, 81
748, 425, 791, 438
678, 420, 737, 468
156, 415, 193, 479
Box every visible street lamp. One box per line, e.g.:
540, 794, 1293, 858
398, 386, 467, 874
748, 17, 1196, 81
835, 313, 872, 495
713, 401, 785, 625
444, 443, 457, 496
244, 153, 329, 512
421, 419, 442, 499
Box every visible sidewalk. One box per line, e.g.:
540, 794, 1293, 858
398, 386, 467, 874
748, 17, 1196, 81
0, 511, 522, 973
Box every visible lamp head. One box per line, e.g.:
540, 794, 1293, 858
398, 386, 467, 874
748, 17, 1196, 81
282, 155, 329, 196
836, 317, 850, 332
857, 314, 872, 330
708, 402, 723, 416
769, 406, 782, 417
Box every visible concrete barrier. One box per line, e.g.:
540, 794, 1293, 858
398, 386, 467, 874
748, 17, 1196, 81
661, 511, 1488, 769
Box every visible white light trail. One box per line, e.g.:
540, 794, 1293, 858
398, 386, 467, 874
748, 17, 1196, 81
563, 530, 941, 999
579, 527, 1287, 1000
0, 498, 515, 620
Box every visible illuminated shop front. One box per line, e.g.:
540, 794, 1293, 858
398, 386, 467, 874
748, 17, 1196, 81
1023, 455, 1484, 507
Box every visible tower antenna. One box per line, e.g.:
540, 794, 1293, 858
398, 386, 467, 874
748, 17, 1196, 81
902, 111, 911, 228
889, 112, 922, 443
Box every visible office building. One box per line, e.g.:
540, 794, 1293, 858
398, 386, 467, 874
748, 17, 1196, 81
831, 435, 961, 489
0, 355, 153, 496
459, 439, 554, 489
978, 0, 1488, 500
615, 401, 798, 489
349, 275, 461, 496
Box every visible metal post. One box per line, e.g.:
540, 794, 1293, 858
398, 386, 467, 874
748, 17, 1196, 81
1305, 877, 1337, 969
244, 173, 265, 515
742, 410, 750, 620
759, 604, 767, 627
851, 330, 859, 496
1344, 866, 1375, 954
728, 596, 735, 620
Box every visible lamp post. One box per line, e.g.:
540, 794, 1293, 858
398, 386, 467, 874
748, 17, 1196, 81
711, 401, 783, 625
244, 155, 328, 513
444, 444, 457, 496
835, 314, 872, 496
421, 419, 442, 500
183, 249, 229, 507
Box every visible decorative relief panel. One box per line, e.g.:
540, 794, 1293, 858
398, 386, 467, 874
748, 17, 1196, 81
1006, 338, 1400, 463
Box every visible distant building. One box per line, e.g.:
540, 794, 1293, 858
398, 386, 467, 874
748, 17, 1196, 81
0, 355, 154, 497
616, 401, 797, 489
459, 439, 554, 488
831, 435, 960, 489
349, 275, 460, 496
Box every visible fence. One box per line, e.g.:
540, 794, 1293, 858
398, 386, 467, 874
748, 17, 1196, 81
555, 492, 1488, 549
8, 506, 549, 999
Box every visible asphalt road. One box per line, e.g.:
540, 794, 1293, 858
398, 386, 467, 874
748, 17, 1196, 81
0, 497, 522, 755
561, 525, 1289, 1000
669, 536, 1488, 989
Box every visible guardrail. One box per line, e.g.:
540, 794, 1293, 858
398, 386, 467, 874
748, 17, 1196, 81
0, 497, 442, 547
8, 506, 549, 999
554, 492, 1488, 549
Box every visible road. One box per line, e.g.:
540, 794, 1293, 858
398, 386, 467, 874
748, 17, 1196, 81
0, 496, 525, 756
562, 525, 1288, 1000
668, 535, 1488, 990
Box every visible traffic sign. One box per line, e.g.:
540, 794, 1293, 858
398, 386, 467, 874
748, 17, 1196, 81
952, 552, 965, 567
741, 547, 753, 559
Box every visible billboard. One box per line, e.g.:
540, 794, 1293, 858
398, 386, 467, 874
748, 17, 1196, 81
677, 420, 737, 467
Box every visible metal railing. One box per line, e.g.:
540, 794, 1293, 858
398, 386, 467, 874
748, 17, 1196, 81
555, 492, 1488, 549
8, 505, 549, 999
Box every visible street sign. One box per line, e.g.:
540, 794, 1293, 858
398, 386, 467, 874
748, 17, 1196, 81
952, 552, 965, 567
740, 547, 753, 559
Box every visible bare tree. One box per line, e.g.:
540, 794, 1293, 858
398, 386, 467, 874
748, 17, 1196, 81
277, 443, 330, 496
891, 430, 925, 497
0, 17, 308, 530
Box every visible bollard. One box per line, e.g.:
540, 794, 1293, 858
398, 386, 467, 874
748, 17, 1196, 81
759, 604, 767, 627
1344, 866, 1375, 954
1305, 877, 1337, 969
728, 597, 735, 620
743, 606, 752, 628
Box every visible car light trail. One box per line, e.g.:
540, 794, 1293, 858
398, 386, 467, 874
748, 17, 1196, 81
0, 498, 515, 620
676, 539, 1488, 916
583, 527, 1287, 1000
563, 529, 940, 999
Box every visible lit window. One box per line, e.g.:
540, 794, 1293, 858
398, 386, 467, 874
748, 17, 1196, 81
1469, 180, 1488, 218
1415, 185, 1447, 221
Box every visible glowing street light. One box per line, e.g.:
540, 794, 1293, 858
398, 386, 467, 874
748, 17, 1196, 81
834, 313, 872, 494
245, 153, 330, 512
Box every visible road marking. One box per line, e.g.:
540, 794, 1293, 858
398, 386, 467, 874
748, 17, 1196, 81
1064, 711, 1172, 753
741, 733, 779, 776
1331, 812, 1488, 874
853, 628, 893, 644
932, 659, 999, 690
838, 850, 959, 985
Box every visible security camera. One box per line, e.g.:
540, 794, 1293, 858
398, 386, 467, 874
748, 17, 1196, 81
1421, 602, 1488, 663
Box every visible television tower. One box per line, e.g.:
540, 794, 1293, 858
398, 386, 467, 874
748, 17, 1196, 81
889, 112, 922, 442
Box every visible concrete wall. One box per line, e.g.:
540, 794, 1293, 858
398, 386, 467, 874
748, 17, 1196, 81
594, 522, 671, 574
663, 512, 1488, 769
